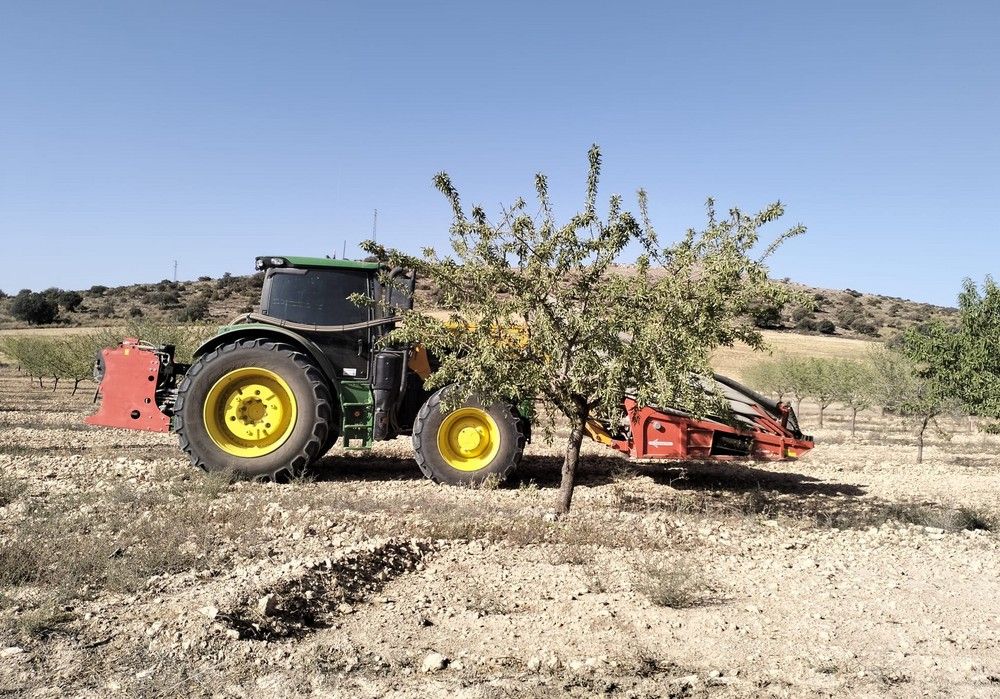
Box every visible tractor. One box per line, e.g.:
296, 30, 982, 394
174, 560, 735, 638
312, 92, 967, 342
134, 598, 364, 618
86, 255, 814, 483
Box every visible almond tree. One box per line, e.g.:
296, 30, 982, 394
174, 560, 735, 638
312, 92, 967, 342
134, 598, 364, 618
828, 358, 874, 436
803, 358, 837, 428
365, 146, 804, 513
868, 346, 957, 464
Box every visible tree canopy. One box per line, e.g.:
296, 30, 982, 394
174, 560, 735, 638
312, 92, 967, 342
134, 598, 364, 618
365, 145, 804, 513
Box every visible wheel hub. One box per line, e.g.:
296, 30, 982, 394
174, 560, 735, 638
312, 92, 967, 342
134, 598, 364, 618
457, 425, 486, 454
204, 369, 297, 457
436, 407, 501, 471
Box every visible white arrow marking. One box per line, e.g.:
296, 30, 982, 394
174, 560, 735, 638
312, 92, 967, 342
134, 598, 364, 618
648, 439, 674, 447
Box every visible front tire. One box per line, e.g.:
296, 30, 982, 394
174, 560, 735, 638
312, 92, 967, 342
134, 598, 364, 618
412, 386, 526, 486
174, 339, 332, 480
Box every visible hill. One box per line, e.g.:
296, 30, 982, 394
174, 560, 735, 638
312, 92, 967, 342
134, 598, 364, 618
0, 270, 957, 342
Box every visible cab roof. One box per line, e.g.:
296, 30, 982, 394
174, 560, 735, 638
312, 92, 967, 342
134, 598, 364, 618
255, 255, 380, 272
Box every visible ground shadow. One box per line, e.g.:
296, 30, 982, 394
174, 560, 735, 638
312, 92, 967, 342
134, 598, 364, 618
311, 451, 866, 499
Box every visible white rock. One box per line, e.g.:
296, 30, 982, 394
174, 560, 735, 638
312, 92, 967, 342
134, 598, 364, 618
0, 647, 24, 658
198, 606, 219, 619
527, 656, 542, 672
257, 594, 278, 617
422, 652, 449, 672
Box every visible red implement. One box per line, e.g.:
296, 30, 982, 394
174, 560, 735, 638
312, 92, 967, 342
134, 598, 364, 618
604, 374, 814, 462
85, 339, 171, 433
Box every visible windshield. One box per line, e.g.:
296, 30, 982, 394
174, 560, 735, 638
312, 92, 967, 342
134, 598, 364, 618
263, 268, 370, 325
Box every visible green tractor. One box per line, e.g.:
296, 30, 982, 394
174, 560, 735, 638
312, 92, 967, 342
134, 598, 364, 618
87, 255, 528, 484
88, 254, 815, 482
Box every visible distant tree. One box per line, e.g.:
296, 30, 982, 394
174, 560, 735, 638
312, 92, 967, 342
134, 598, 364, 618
366, 145, 804, 514
802, 358, 837, 428
745, 356, 813, 416
749, 301, 783, 329
128, 306, 144, 318
57, 290, 84, 312
10, 291, 59, 325
828, 358, 874, 436
868, 346, 957, 464
89, 285, 109, 297
920, 277, 1000, 419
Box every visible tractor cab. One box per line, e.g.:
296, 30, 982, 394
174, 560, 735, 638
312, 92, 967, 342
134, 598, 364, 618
254, 255, 415, 324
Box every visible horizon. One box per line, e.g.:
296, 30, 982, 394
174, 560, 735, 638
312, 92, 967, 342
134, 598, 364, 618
3, 1, 998, 307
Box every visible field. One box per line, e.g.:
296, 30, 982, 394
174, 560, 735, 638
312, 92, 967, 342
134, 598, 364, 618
1, 335, 999, 698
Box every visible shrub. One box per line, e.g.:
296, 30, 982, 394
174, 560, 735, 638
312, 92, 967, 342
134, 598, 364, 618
177, 298, 210, 322
851, 320, 879, 336
795, 317, 816, 331
632, 556, 702, 608
143, 290, 181, 308
10, 291, 59, 325
790, 305, 812, 323
88, 285, 108, 296
128, 306, 144, 318
817, 319, 836, 334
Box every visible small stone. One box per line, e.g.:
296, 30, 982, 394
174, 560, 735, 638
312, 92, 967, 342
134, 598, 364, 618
337, 603, 355, 615
527, 656, 542, 672
257, 594, 278, 617
198, 606, 219, 620
422, 652, 449, 672
0, 647, 24, 658
679, 675, 699, 687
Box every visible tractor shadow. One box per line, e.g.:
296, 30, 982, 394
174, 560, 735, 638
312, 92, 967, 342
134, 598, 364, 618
313, 450, 866, 499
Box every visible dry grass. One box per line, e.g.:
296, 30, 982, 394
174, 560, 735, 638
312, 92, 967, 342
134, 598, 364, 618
0, 473, 19, 507
632, 555, 704, 608
711, 329, 874, 381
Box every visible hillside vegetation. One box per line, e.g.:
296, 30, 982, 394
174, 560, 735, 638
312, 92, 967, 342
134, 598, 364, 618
0, 271, 957, 341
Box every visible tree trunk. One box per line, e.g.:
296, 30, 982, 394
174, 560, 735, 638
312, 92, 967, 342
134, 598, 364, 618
555, 401, 589, 515
72, 379, 81, 395
916, 416, 930, 464
818, 404, 825, 428
52, 377, 59, 392
850, 408, 857, 437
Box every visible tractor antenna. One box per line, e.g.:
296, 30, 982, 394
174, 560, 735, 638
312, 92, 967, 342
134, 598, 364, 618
372, 208, 378, 243
173, 260, 178, 282
342, 240, 347, 260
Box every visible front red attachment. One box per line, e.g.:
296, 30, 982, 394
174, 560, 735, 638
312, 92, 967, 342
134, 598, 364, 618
610, 398, 814, 462
85, 338, 171, 433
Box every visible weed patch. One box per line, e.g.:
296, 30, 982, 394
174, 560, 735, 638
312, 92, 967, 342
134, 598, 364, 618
632, 555, 704, 608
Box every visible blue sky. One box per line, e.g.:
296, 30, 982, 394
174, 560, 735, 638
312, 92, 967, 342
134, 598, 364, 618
2, 1, 998, 306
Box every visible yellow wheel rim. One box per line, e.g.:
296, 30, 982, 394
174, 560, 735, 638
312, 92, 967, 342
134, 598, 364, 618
437, 407, 501, 472
203, 367, 298, 458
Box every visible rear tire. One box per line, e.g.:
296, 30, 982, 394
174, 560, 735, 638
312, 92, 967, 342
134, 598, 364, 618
412, 386, 526, 486
174, 339, 332, 480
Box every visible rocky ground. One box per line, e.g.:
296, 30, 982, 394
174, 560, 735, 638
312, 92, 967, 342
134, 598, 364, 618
1, 366, 999, 698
